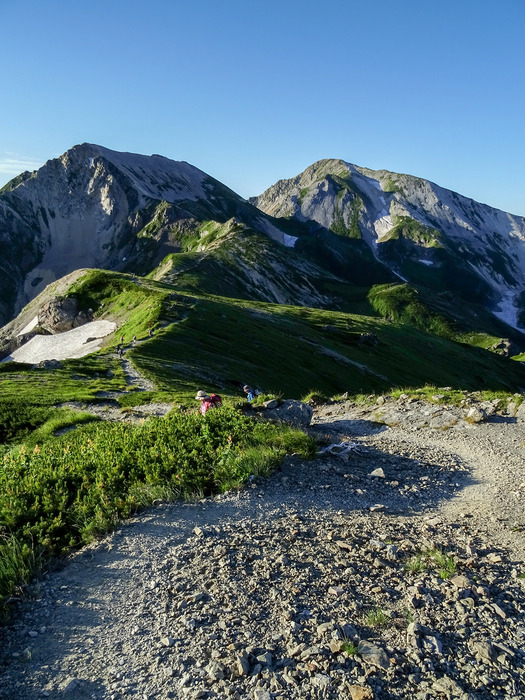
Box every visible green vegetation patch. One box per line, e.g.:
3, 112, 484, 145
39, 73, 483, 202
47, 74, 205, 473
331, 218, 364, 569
0, 357, 128, 449
129, 292, 525, 400
65, 269, 176, 344
404, 547, 457, 579
382, 216, 442, 247
368, 283, 455, 338
0, 407, 314, 610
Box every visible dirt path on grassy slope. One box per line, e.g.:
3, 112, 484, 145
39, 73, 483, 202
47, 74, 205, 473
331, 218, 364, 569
1, 404, 525, 699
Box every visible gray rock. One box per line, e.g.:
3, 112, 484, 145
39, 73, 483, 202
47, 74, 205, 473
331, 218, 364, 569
469, 640, 495, 663
206, 660, 225, 681
62, 677, 82, 694
465, 406, 487, 423
262, 399, 313, 427
432, 674, 464, 696
233, 654, 250, 676
253, 690, 271, 700
429, 411, 458, 429
358, 640, 390, 669
256, 652, 273, 667
37, 358, 63, 369
38, 297, 92, 334
311, 673, 331, 689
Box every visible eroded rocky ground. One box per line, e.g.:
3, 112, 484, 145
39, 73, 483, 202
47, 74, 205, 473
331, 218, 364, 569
1, 397, 525, 700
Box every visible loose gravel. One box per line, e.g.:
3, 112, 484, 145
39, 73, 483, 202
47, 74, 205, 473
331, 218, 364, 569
1, 398, 525, 699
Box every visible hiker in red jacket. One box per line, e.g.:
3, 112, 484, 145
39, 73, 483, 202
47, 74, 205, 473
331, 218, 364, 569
195, 390, 222, 415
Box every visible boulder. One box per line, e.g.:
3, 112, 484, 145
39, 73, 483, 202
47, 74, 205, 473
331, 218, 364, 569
37, 359, 63, 370
38, 297, 92, 334
358, 333, 380, 348
262, 399, 313, 428
465, 406, 487, 423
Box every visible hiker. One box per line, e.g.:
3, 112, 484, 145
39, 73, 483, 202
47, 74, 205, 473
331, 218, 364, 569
243, 384, 261, 402
148, 328, 154, 338
120, 334, 124, 344
195, 390, 222, 415
243, 384, 255, 402
132, 335, 137, 345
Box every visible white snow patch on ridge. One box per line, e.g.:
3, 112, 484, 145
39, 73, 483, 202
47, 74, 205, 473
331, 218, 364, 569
17, 316, 39, 337
283, 234, 297, 248
3, 320, 117, 364
369, 179, 383, 192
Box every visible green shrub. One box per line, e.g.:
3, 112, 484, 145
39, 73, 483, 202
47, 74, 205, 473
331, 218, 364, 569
0, 401, 53, 444
365, 607, 390, 627
341, 640, 358, 655
0, 407, 315, 610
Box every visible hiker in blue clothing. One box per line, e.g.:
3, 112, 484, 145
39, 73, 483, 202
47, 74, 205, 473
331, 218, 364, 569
243, 384, 262, 402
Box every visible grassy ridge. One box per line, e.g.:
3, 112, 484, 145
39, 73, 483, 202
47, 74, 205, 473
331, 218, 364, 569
129, 294, 525, 399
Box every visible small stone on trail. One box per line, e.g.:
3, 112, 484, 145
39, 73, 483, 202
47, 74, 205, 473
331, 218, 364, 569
357, 640, 390, 669
349, 686, 374, 700
369, 504, 386, 512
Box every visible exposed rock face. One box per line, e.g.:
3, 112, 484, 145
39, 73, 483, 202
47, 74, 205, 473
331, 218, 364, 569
37, 297, 92, 333
0, 144, 290, 326
251, 159, 525, 333
489, 338, 522, 357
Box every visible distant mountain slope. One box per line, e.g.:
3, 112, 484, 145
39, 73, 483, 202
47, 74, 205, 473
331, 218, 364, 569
251, 159, 525, 334
0, 144, 289, 326
5, 268, 525, 396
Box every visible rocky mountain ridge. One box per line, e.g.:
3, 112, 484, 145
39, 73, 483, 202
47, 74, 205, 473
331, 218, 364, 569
0, 144, 289, 326
2, 145, 525, 350
251, 159, 525, 334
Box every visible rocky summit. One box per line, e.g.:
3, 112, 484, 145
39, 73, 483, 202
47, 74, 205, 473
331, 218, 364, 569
251, 159, 525, 334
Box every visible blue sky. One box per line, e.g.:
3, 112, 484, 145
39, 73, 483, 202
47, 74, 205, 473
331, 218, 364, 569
1, 0, 524, 215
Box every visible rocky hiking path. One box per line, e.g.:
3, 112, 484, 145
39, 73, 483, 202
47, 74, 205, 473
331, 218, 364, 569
1, 400, 525, 699
59, 345, 172, 425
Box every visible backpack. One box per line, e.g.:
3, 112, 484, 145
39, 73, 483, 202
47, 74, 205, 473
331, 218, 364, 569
209, 394, 222, 408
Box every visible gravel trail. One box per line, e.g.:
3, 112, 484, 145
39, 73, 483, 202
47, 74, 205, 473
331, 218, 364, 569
1, 401, 525, 699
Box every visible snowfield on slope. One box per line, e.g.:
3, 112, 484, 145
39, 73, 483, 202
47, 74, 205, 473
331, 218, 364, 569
2, 320, 116, 364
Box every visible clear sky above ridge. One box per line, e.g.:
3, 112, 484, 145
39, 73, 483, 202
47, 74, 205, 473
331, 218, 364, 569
1, 0, 524, 215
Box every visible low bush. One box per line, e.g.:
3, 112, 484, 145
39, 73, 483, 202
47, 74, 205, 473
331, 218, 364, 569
0, 407, 315, 612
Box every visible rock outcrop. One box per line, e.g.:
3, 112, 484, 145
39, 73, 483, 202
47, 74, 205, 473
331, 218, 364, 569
37, 297, 92, 333
262, 399, 314, 428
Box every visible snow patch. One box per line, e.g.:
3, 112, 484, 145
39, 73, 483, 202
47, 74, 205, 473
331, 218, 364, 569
17, 316, 39, 336
374, 214, 394, 238
418, 259, 434, 266
492, 292, 524, 331
3, 320, 117, 364
283, 234, 298, 248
